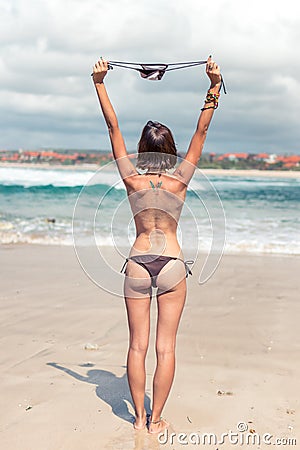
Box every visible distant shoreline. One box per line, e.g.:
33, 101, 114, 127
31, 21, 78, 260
1, 162, 300, 178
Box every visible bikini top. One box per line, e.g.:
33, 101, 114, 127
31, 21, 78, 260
95, 60, 227, 93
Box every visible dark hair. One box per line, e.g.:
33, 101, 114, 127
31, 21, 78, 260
136, 121, 177, 171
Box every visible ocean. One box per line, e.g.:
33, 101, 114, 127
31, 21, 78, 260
0, 165, 299, 256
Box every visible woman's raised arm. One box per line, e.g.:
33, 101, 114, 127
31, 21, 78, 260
92, 58, 137, 180
174, 56, 222, 184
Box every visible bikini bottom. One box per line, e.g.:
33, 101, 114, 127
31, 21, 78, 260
121, 254, 193, 288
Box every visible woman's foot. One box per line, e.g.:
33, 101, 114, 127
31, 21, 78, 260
133, 410, 147, 430
148, 416, 169, 434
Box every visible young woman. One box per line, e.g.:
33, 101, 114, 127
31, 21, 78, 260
92, 56, 222, 433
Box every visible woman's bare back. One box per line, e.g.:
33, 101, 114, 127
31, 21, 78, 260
125, 173, 187, 257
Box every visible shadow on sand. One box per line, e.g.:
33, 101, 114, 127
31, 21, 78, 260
47, 362, 151, 424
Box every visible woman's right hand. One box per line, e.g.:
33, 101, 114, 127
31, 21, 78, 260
206, 56, 222, 89
92, 58, 108, 84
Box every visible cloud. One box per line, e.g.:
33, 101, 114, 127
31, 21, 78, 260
0, 0, 299, 153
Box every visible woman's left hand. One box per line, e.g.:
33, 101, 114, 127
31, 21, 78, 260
92, 58, 109, 84
206, 56, 222, 89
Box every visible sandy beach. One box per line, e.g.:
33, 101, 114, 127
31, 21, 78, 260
1, 161, 300, 178
0, 244, 299, 449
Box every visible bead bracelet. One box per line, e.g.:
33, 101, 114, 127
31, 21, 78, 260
201, 91, 220, 111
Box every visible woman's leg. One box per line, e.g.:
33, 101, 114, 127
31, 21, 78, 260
150, 274, 186, 433
124, 261, 151, 429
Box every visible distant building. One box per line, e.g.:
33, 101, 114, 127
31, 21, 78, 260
0, 150, 299, 170
217, 152, 249, 161
265, 154, 277, 164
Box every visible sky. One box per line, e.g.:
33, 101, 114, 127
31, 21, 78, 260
0, 0, 299, 154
